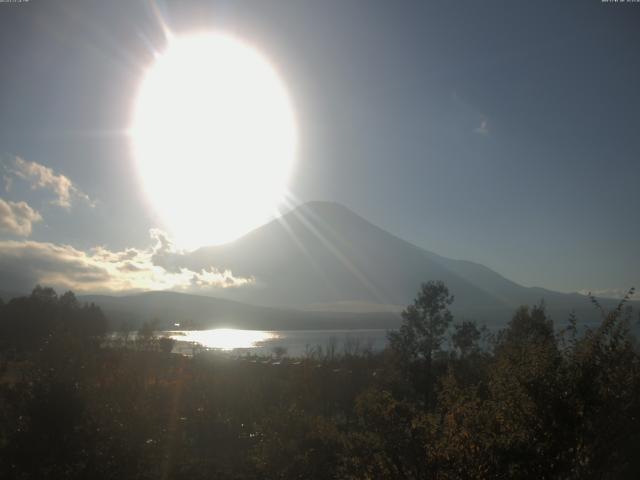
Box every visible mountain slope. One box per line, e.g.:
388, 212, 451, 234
183, 201, 614, 325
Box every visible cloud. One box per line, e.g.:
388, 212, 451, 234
474, 119, 489, 135
3, 175, 12, 192
577, 288, 637, 300
0, 229, 253, 294
0, 198, 42, 236
8, 156, 94, 209
149, 228, 184, 273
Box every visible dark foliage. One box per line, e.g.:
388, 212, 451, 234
0, 286, 107, 353
0, 285, 638, 479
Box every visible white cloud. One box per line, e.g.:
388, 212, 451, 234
577, 288, 637, 300
0, 198, 42, 236
0, 229, 253, 294
9, 156, 94, 209
3, 175, 12, 192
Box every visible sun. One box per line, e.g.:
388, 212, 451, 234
131, 33, 297, 248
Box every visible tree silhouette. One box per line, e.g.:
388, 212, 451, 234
388, 280, 454, 404
451, 320, 484, 358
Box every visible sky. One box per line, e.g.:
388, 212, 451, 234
0, 0, 638, 297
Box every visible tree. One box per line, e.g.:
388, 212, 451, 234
272, 346, 287, 360
59, 290, 80, 310
451, 320, 484, 358
389, 281, 454, 363
562, 289, 640, 477
497, 303, 554, 349
388, 281, 454, 404
30, 285, 58, 303
137, 320, 157, 351
158, 336, 176, 354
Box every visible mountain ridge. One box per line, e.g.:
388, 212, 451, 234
2, 201, 630, 328
176, 201, 626, 325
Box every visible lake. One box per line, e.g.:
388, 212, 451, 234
164, 328, 390, 357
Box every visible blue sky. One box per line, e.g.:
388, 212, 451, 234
0, 0, 638, 296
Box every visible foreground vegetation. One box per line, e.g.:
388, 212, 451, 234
1, 283, 639, 479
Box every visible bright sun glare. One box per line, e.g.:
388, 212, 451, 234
131, 33, 297, 248
168, 328, 277, 351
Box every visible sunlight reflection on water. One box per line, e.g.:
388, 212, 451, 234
167, 329, 278, 351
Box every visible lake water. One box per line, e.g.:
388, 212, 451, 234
164, 328, 390, 357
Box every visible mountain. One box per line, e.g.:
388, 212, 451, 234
177, 201, 621, 326
4, 201, 627, 329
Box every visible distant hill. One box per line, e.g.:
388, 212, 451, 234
80, 291, 401, 331
0, 290, 25, 302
